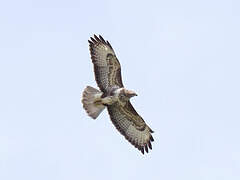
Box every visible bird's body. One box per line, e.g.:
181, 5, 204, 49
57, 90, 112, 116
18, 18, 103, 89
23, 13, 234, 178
82, 35, 154, 154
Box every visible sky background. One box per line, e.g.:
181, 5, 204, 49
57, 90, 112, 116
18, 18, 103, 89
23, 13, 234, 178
0, 0, 240, 179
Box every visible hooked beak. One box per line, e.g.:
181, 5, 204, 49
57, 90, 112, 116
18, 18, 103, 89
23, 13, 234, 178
126, 90, 138, 98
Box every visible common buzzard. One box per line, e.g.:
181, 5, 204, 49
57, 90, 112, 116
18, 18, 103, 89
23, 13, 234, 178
82, 35, 154, 154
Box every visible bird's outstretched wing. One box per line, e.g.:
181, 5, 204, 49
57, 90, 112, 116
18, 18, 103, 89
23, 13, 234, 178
107, 101, 154, 154
88, 35, 123, 92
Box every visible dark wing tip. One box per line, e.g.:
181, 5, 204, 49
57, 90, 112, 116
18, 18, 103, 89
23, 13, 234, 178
124, 128, 154, 155
99, 35, 106, 43
94, 34, 101, 42
106, 40, 113, 49
88, 40, 93, 46
150, 128, 154, 133
144, 145, 149, 153
89, 34, 104, 43
88, 34, 114, 51
90, 37, 97, 43
148, 141, 152, 150
150, 135, 154, 142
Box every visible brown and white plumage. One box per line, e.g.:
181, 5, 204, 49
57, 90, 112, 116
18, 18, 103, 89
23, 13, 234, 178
88, 35, 123, 92
82, 35, 154, 154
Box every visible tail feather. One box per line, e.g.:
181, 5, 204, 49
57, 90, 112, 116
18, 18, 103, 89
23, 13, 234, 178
82, 86, 105, 119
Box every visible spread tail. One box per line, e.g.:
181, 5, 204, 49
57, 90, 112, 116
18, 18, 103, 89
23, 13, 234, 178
82, 86, 105, 119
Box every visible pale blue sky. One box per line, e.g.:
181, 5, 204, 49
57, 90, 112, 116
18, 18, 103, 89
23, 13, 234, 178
0, 0, 240, 179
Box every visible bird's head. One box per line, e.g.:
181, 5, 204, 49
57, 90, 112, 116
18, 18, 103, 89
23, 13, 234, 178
119, 88, 137, 101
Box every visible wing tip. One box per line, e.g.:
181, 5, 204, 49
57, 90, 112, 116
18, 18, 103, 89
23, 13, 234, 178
114, 125, 155, 155
150, 135, 154, 142
114, 123, 154, 155
88, 34, 105, 43
145, 145, 149, 153
88, 34, 113, 50
129, 136, 154, 155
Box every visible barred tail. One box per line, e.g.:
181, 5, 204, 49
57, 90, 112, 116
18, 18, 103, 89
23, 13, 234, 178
81, 86, 105, 119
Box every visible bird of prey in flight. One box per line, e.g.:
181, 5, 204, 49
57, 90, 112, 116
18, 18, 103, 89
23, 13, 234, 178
82, 35, 154, 154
